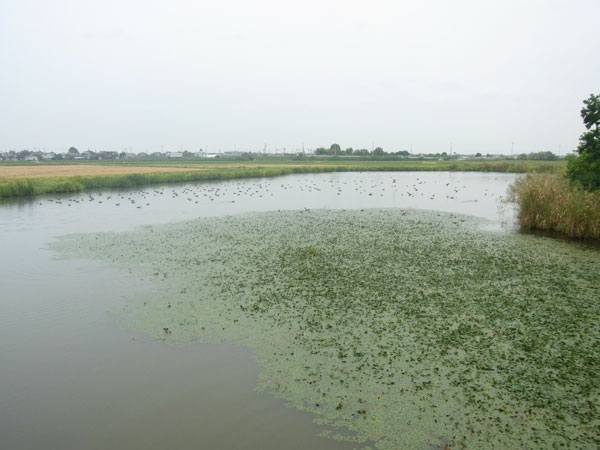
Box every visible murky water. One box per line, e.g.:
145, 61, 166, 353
0, 172, 518, 449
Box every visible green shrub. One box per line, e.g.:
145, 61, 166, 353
567, 94, 600, 191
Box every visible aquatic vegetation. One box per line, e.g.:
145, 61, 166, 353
52, 209, 600, 449
509, 172, 600, 239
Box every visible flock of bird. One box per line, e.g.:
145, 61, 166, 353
40, 174, 500, 211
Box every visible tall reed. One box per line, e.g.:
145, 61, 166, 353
509, 172, 600, 239
0, 178, 35, 196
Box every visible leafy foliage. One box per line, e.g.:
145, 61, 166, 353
567, 94, 600, 190
581, 93, 600, 130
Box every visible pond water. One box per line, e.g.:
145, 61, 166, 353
1, 171, 519, 449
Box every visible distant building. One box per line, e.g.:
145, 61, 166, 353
1, 151, 18, 160
167, 152, 183, 158
98, 151, 119, 159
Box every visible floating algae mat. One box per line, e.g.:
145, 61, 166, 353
52, 209, 600, 449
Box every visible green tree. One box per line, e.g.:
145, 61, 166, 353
531, 151, 558, 161
68, 146, 79, 154
518, 151, 558, 161
567, 94, 600, 190
581, 93, 600, 130
330, 143, 341, 154
373, 147, 385, 156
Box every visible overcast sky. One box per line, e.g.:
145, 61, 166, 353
1, 0, 599, 155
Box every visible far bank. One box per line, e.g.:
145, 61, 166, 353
0, 158, 563, 198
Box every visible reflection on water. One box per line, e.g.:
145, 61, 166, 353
0, 171, 518, 449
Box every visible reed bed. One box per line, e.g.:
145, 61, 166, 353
510, 172, 600, 239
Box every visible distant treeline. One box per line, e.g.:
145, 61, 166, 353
515, 151, 560, 161
311, 144, 561, 161
314, 144, 409, 157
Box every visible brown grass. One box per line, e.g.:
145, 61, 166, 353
510, 172, 600, 239
0, 165, 205, 178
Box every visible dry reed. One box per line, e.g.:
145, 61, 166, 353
510, 172, 600, 239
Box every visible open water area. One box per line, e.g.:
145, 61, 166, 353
4, 171, 597, 449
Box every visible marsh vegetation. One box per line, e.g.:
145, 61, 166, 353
510, 172, 600, 239
53, 208, 600, 449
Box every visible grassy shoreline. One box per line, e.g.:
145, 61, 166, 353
0, 159, 563, 198
509, 172, 600, 240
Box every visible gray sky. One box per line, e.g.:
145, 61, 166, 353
1, 0, 599, 155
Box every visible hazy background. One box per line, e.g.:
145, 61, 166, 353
1, 0, 599, 155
